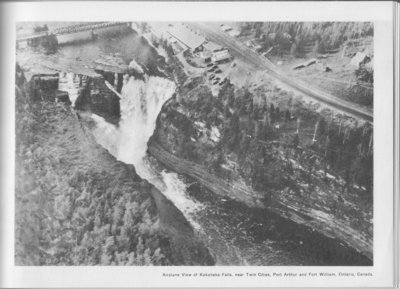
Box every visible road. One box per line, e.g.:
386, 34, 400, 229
188, 23, 373, 123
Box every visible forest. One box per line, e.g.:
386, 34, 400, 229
159, 77, 373, 196
239, 22, 373, 57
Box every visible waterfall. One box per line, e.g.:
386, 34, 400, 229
91, 75, 202, 228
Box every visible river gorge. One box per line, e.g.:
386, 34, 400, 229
15, 23, 373, 266
84, 68, 370, 265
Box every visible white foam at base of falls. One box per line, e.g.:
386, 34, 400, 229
91, 75, 202, 229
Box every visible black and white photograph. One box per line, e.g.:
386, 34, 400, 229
14, 20, 375, 267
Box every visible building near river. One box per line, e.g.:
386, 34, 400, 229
167, 24, 206, 53
211, 49, 232, 63
200, 41, 224, 62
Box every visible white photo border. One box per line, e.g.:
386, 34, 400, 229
0, 1, 394, 287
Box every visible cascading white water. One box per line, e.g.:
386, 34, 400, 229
91, 75, 202, 228
58, 72, 81, 106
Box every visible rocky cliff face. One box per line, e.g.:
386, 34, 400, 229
15, 65, 214, 266
149, 78, 373, 262
74, 74, 121, 125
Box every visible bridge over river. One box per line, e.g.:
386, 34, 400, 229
17, 22, 132, 48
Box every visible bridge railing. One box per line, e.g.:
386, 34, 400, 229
51, 22, 129, 35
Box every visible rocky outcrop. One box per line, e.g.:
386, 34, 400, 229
74, 75, 121, 125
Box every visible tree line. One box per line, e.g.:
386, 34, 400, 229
240, 22, 373, 56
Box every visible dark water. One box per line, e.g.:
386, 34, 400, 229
60, 29, 161, 73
